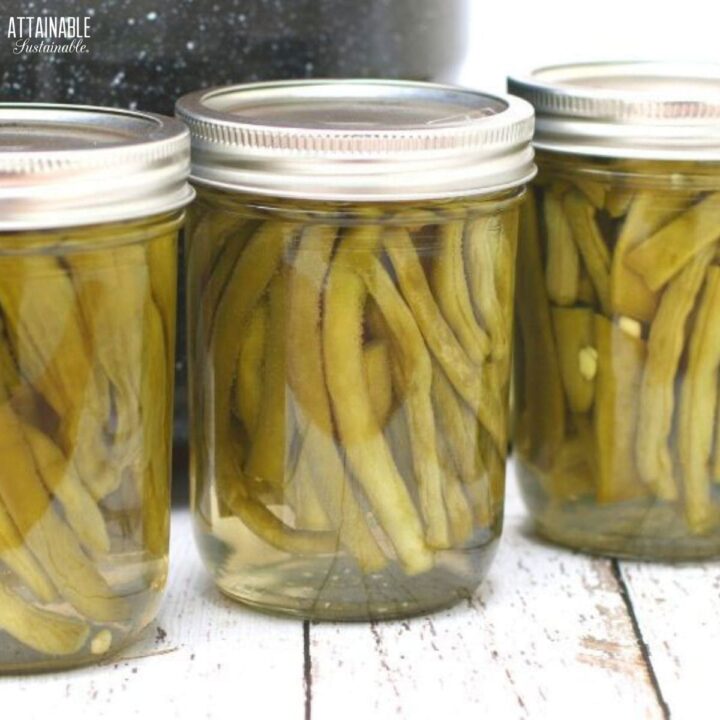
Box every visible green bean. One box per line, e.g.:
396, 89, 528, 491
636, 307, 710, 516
605, 189, 634, 218
609, 191, 690, 321
563, 190, 611, 314
0, 583, 89, 657
594, 315, 648, 503
246, 275, 289, 489
636, 246, 714, 499
384, 227, 505, 451
0, 403, 128, 622
626, 192, 720, 290
543, 192, 579, 306
435, 430, 474, 545
324, 227, 433, 574
551, 307, 595, 414
0, 501, 56, 604
573, 178, 606, 209
223, 481, 338, 555
515, 190, 566, 468
431, 220, 491, 364
678, 266, 720, 532
376, 281, 450, 550
466, 216, 510, 360
287, 225, 386, 570
431, 363, 491, 526
233, 301, 267, 434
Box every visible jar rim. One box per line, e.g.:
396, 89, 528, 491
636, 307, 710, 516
176, 79, 536, 201
508, 61, 720, 161
0, 103, 195, 231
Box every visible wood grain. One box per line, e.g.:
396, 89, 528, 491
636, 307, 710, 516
309, 474, 663, 720
0, 513, 305, 720
1, 466, 715, 720
620, 560, 720, 720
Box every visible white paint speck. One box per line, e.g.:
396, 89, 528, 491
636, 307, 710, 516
110, 71, 125, 88
186, 41, 195, 51
147, 11, 158, 21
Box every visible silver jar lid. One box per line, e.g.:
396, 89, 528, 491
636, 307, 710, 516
0, 104, 195, 231
508, 61, 720, 161
175, 79, 535, 201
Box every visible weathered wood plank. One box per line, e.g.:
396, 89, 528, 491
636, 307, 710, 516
619, 559, 720, 719
309, 468, 664, 720
2, 469, 691, 720
0, 511, 305, 720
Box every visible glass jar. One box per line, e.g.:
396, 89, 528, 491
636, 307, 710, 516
509, 62, 720, 560
0, 104, 193, 672
177, 80, 535, 619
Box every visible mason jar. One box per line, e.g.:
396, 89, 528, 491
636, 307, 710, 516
509, 62, 720, 559
0, 104, 193, 671
177, 80, 535, 619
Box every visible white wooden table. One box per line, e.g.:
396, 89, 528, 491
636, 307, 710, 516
3, 465, 716, 720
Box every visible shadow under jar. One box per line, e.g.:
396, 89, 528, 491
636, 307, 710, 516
178, 80, 536, 620
509, 62, 720, 560
0, 105, 193, 672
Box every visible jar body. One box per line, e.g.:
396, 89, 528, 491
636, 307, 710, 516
188, 186, 522, 620
514, 151, 720, 559
0, 213, 179, 672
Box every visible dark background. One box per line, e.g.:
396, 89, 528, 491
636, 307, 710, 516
0, 0, 465, 114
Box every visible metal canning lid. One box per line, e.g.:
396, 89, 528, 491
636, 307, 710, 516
0, 104, 195, 231
508, 61, 720, 161
175, 79, 536, 201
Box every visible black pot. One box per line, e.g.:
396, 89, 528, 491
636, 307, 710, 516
0, 0, 466, 114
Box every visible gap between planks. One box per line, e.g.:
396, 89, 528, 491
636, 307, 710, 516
304, 473, 672, 720
611, 560, 671, 720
